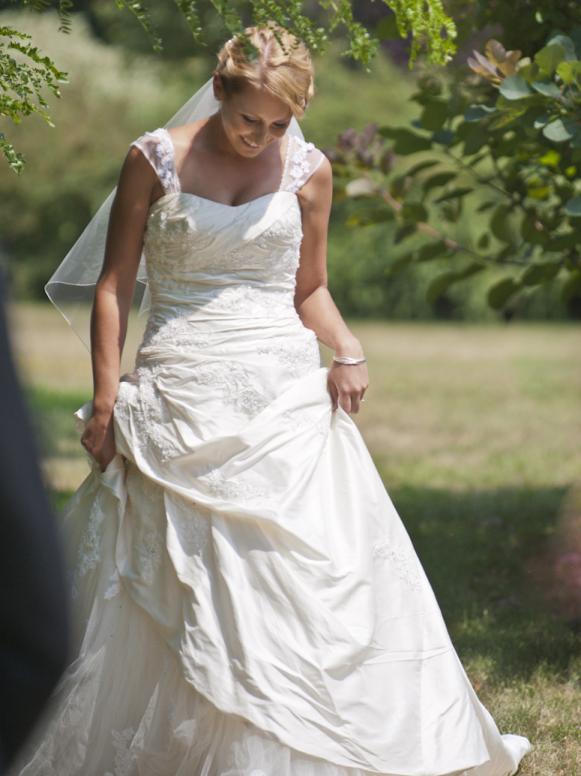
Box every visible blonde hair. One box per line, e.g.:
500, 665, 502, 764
214, 24, 315, 119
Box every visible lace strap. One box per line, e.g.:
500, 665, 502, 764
129, 128, 181, 195
281, 134, 326, 194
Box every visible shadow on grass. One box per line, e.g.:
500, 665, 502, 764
383, 478, 580, 684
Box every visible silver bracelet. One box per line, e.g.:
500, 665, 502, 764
332, 354, 367, 365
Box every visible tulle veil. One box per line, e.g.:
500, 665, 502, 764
44, 74, 306, 353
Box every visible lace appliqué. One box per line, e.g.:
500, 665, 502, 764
104, 725, 136, 776
131, 129, 179, 195
114, 365, 182, 463
190, 360, 271, 418
138, 527, 163, 585
372, 538, 422, 591
104, 567, 122, 600
201, 467, 270, 503
69, 492, 108, 601
174, 503, 212, 555
202, 284, 296, 318
288, 137, 316, 193
138, 313, 214, 353
115, 354, 272, 462
256, 332, 320, 378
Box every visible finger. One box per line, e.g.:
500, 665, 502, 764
327, 380, 338, 411
338, 392, 352, 415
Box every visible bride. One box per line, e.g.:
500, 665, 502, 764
9, 22, 532, 776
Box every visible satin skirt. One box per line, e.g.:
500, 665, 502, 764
9, 306, 532, 775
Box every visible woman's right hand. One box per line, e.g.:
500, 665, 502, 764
80, 411, 116, 473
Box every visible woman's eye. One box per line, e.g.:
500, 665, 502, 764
243, 115, 288, 129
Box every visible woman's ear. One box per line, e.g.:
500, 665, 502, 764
212, 73, 224, 102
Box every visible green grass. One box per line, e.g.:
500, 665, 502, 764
10, 304, 581, 774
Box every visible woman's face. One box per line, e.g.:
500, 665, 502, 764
213, 75, 293, 158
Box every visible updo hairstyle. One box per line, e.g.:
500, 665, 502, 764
213, 24, 315, 119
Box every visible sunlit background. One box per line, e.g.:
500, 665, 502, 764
1, 3, 580, 772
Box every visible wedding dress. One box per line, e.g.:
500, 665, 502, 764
9, 127, 532, 776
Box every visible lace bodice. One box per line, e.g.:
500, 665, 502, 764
128, 128, 326, 339
131, 127, 325, 199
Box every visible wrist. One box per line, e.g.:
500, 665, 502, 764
334, 336, 364, 359
92, 399, 115, 420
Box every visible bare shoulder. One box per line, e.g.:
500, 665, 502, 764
122, 144, 157, 191
297, 148, 333, 212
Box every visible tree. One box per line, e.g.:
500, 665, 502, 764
331, 31, 581, 315
1, 0, 457, 172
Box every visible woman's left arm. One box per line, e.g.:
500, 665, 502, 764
294, 155, 369, 415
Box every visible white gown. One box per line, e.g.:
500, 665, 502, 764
9, 128, 532, 776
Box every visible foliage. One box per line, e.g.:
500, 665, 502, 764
0, 21, 68, 172
330, 31, 581, 316
0, 10, 192, 297
0, 0, 457, 172
444, 0, 581, 59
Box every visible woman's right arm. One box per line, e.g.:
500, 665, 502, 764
81, 144, 157, 471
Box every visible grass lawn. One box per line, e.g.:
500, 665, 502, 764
7, 301, 581, 775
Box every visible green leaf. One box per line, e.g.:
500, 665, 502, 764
394, 224, 416, 243
556, 60, 581, 85
426, 262, 485, 303
545, 35, 577, 61
460, 123, 489, 155
378, 128, 432, 154
535, 43, 566, 76
385, 252, 416, 275
431, 129, 455, 146
464, 105, 496, 122
477, 232, 491, 249
561, 270, 581, 302
488, 105, 530, 130
564, 196, 581, 216
520, 212, 549, 245
345, 207, 395, 227
530, 81, 562, 98
426, 271, 457, 303
433, 187, 473, 204
520, 262, 561, 286
491, 204, 516, 244
487, 277, 521, 309
542, 118, 575, 142
538, 149, 560, 167
403, 159, 440, 177
401, 202, 428, 222
403, 159, 440, 178
421, 171, 457, 193
527, 185, 551, 200
546, 232, 578, 250
498, 74, 533, 100
416, 240, 449, 262
533, 113, 551, 129
419, 100, 448, 131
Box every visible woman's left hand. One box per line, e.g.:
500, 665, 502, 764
327, 360, 369, 414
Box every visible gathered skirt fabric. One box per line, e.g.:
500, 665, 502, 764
8, 320, 532, 776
